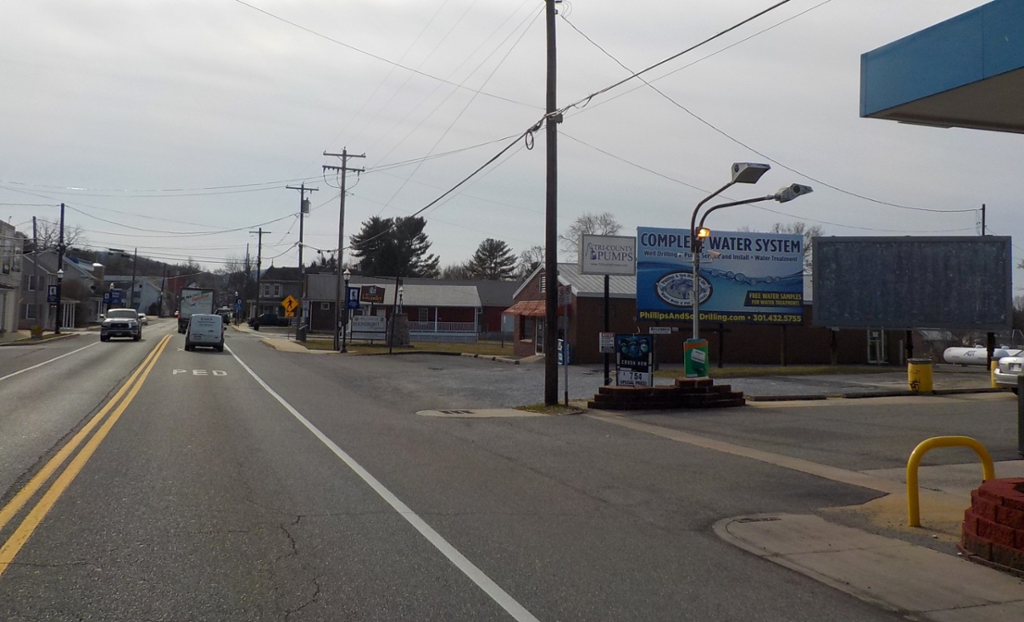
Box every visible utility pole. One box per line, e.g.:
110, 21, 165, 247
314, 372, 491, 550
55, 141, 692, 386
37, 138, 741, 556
54, 203, 66, 334
287, 182, 317, 340
129, 247, 138, 310
543, 0, 561, 405
250, 228, 269, 326
32, 216, 39, 334
324, 148, 365, 352
981, 203, 986, 235
244, 243, 250, 319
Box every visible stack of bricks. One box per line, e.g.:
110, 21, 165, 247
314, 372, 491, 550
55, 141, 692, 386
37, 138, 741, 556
960, 478, 1024, 574
587, 378, 745, 411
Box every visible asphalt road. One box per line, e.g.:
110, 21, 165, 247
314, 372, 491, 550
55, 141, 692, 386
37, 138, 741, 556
0, 325, 936, 620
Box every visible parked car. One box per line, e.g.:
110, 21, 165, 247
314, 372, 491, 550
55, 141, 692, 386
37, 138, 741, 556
136, 312, 149, 325
248, 313, 290, 329
993, 354, 1024, 393
184, 313, 225, 352
100, 308, 142, 342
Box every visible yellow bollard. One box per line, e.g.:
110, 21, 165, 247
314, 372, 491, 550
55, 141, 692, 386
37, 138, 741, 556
907, 358, 933, 393
990, 360, 998, 388
907, 436, 995, 527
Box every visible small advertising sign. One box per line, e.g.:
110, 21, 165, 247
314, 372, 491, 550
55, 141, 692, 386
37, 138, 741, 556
615, 334, 654, 387
351, 315, 387, 340
579, 234, 637, 276
649, 326, 673, 334
360, 285, 386, 304
557, 339, 572, 365
599, 332, 615, 354
47, 285, 58, 304
110, 289, 123, 304
103, 292, 111, 304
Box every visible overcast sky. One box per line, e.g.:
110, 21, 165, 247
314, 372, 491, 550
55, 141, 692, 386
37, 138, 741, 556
2, 0, 1020, 285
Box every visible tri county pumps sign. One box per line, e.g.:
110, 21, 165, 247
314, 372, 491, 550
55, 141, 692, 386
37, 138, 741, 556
578, 234, 637, 276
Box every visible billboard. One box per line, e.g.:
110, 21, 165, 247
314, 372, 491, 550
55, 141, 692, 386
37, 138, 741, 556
578, 234, 636, 275
637, 227, 804, 324
813, 236, 1012, 330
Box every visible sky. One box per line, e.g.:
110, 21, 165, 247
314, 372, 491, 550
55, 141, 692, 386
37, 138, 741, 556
2, 0, 1021, 286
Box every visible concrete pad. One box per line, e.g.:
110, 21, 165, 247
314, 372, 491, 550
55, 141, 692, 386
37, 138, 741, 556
716, 514, 1024, 621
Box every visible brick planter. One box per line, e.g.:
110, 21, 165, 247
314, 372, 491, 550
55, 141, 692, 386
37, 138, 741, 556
960, 478, 1024, 575
587, 378, 745, 410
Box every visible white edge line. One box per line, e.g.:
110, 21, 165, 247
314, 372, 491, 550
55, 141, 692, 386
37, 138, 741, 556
226, 345, 541, 622
0, 341, 99, 383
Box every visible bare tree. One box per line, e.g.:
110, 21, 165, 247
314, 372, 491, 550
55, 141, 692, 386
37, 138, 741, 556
28, 218, 85, 251
771, 222, 823, 274
441, 262, 474, 280
559, 212, 621, 257
515, 245, 545, 280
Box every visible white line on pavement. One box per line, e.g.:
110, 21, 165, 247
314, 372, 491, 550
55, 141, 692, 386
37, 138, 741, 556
0, 342, 99, 384
226, 345, 541, 622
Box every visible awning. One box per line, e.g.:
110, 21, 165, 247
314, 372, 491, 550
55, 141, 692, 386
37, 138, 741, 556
504, 299, 545, 317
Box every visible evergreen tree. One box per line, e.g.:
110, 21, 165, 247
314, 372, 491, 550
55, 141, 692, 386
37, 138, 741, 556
467, 238, 517, 280
349, 216, 440, 278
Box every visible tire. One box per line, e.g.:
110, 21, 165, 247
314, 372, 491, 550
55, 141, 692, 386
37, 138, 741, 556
1013, 387, 1019, 395
133, 335, 141, 341
184, 341, 192, 351
216, 345, 224, 352
100, 335, 108, 342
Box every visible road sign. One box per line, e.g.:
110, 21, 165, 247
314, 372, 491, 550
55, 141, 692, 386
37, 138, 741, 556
47, 285, 58, 304
599, 332, 615, 354
346, 286, 361, 310
103, 292, 111, 304
281, 295, 299, 313
110, 289, 122, 304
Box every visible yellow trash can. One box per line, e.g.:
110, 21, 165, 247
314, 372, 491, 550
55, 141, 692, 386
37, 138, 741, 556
990, 360, 999, 389
907, 358, 933, 393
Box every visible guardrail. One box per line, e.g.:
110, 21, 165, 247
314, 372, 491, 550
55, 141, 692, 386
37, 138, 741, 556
906, 436, 995, 527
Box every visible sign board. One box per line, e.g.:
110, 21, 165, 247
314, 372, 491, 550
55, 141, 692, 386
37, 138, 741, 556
351, 315, 387, 340
281, 295, 299, 313
557, 339, 572, 365
557, 284, 572, 309
636, 227, 804, 325
813, 236, 1012, 330
649, 326, 673, 335
615, 334, 654, 387
103, 292, 111, 304
47, 285, 58, 304
579, 234, 637, 275
360, 285, 386, 304
346, 286, 361, 310
110, 288, 123, 304
599, 332, 615, 354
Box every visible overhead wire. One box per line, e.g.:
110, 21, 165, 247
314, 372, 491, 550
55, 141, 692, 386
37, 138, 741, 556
559, 5, 977, 215
230, 0, 539, 110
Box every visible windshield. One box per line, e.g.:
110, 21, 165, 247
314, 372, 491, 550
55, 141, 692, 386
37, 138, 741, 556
106, 309, 138, 320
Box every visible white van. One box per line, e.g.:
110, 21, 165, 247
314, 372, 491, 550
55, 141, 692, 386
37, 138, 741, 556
184, 313, 224, 352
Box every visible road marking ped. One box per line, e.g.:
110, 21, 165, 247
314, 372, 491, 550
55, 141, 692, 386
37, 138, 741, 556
0, 334, 171, 581
0, 336, 167, 535
226, 345, 541, 622
0, 342, 99, 384
172, 369, 227, 376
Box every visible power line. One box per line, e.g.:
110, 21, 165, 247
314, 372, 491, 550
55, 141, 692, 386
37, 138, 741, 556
230, 0, 539, 110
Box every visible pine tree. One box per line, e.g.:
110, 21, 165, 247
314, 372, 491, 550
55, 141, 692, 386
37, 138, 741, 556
349, 216, 440, 278
468, 238, 517, 280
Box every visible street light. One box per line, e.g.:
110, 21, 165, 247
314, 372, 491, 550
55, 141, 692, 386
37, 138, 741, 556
688, 163, 812, 375
341, 268, 351, 353
54, 268, 65, 335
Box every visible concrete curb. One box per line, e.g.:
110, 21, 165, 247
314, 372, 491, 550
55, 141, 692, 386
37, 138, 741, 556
744, 387, 1005, 401
0, 333, 80, 347
459, 353, 520, 365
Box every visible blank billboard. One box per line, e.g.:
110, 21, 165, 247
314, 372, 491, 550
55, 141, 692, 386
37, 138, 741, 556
813, 236, 1012, 330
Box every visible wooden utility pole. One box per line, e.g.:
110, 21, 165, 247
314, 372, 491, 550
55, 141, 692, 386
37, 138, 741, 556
287, 182, 317, 340
323, 149, 365, 352
55, 203, 66, 334
543, 0, 560, 405
250, 228, 270, 324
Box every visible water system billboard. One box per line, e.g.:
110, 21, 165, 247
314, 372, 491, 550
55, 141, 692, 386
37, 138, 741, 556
636, 227, 804, 324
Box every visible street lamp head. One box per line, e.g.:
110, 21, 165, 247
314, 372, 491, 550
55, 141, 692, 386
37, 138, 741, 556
343, 268, 351, 283
731, 162, 771, 184
56, 269, 64, 279
774, 183, 814, 203
696, 227, 711, 239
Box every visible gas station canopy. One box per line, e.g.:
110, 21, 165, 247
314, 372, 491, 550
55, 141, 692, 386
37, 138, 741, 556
861, 0, 1024, 134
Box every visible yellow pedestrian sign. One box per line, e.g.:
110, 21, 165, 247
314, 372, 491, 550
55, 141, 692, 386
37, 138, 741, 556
281, 295, 299, 313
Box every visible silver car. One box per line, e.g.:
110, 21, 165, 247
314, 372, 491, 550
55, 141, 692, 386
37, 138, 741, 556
993, 355, 1024, 393
100, 308, 142, 342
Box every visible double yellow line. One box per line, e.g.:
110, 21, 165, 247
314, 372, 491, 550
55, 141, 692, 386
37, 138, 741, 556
0, 333, 171, 580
